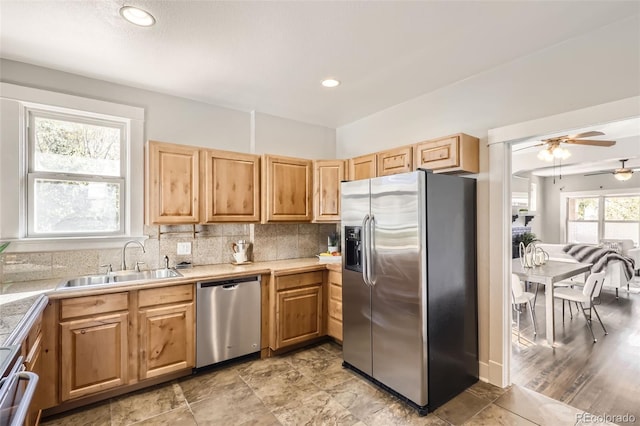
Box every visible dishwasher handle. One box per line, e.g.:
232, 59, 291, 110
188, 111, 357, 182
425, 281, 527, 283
222, 284, 238, 290
197, 275, 260, 289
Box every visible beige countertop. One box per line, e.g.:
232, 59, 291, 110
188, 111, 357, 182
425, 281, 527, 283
0, 257, 337, 346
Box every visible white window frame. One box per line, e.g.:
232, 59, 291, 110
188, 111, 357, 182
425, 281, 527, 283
0, 83, 145, 252
26, 108, 128, 238
560, 188, 640, 245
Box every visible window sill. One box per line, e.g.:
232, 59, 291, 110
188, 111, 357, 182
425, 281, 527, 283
1, 236, 147, 253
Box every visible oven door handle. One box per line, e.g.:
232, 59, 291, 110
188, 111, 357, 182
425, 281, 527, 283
7, 371, 39, 426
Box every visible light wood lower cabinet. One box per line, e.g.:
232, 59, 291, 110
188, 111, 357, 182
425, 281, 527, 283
327, 270, 343, 341
56, 284, 195, 404
139, 302, 194, 380
271, 270, 325, 350
60, 312, 129, 401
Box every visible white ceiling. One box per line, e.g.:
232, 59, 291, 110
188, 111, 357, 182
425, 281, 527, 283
1, 1, 638, 128
512, 117, 640, 177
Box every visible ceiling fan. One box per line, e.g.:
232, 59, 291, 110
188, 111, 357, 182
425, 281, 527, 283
514, 130, 616, 161
585, 159, 639, 181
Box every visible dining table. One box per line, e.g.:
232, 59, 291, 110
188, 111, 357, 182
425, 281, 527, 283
511, 258, 592, 346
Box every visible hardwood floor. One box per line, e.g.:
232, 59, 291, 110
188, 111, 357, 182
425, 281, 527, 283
511, 278, 640, 421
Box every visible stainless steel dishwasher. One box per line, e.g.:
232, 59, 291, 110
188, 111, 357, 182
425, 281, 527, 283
196, 275, 261, 368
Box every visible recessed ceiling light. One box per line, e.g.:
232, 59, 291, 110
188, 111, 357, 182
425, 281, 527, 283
321, 79, 340, 88
119, 5, 156, 27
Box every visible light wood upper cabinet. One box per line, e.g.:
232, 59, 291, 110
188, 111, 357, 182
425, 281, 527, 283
146, 141, 200, 224
348, 154, 377, 181
262, 154, 313, 222
60, 312, 129, 401
201, 149, 260, 222
414, 133, 479, 174
377, 146, 413, 177
313, 160, 345, 222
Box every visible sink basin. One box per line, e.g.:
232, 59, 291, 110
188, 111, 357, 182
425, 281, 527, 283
57, 269, 183, 289
63, 275, 113, 288
112, 269, 183, 282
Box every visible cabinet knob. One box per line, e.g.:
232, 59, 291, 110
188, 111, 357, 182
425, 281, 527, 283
81, 330, 86, 334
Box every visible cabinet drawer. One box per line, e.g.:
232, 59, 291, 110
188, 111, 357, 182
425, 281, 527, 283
138, 284, 194, 308
275, 271, 323, 291
60, 292, 128, 320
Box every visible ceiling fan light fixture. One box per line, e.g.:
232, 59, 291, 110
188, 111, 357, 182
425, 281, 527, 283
119, 5, 156, 27
537, 145, 570, 162
537, 148, 554, 161
614, 169, 633, 181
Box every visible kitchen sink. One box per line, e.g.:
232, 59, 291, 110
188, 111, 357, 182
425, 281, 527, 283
111, 269, 183, 282
57, 268, 183, 289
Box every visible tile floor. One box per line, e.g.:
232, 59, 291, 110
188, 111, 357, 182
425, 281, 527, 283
42, 342, 607, 426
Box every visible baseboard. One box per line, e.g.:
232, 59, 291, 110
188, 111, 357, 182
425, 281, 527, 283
489, 360, 509, 387
479, 361, 489, 383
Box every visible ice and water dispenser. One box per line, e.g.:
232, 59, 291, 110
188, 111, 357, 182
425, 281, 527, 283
344, 226, 362, 272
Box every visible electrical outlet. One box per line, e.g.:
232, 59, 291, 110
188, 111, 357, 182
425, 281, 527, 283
177, 242, 191, 255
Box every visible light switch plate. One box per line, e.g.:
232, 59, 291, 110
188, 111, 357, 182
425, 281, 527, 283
177, 242, 191, 255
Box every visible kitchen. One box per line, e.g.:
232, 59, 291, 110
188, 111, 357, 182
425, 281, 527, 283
1, 1, 640, 425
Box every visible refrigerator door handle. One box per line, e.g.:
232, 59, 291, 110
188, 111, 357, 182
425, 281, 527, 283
361, 214, 371, 286
369, 215, 376, 285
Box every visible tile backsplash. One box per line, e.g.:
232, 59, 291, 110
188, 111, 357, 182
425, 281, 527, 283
0, 223, 338, 284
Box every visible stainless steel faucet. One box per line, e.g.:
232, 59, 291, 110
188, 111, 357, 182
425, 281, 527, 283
122, 240, 145, 271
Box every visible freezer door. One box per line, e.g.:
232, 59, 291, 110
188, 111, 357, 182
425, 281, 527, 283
341, 178, 373, 376
370, 171, 428, 406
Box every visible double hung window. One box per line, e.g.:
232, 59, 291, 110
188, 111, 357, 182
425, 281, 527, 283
27, 109, 126, 237
566, 194, 640, 245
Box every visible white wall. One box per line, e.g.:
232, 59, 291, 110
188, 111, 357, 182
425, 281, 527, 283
0, 60, 337, 156
542, 173, 640, 244
254, 112, 336, 159
0, 59, 251, 152
335, 16, 640, 383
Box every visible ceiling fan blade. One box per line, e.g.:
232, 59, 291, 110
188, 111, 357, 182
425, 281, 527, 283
584, 170, 615, 176
566, 130, 605, 139
564, 139, 616, 147
513, 142, 544, 152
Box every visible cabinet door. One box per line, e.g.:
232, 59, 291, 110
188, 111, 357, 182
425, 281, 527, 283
313, 160, 345, 222
60, 313, 129, 401
414, 134, 479, 174
24, 329, 43, 425
348, 154, 377, 181
202, 149, 260, 222
327, 270, 343, 341
139, 302, 194, 380
262, 155, 312, 222
146, 140, 199, 224
275, 285, 323, 349
377, 146, 413, 176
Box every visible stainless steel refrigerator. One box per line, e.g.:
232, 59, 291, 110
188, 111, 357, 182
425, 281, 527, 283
341, 170, 478, 414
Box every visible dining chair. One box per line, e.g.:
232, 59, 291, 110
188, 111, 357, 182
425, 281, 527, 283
553, 271, 607, 343
511, 274, 537, 341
